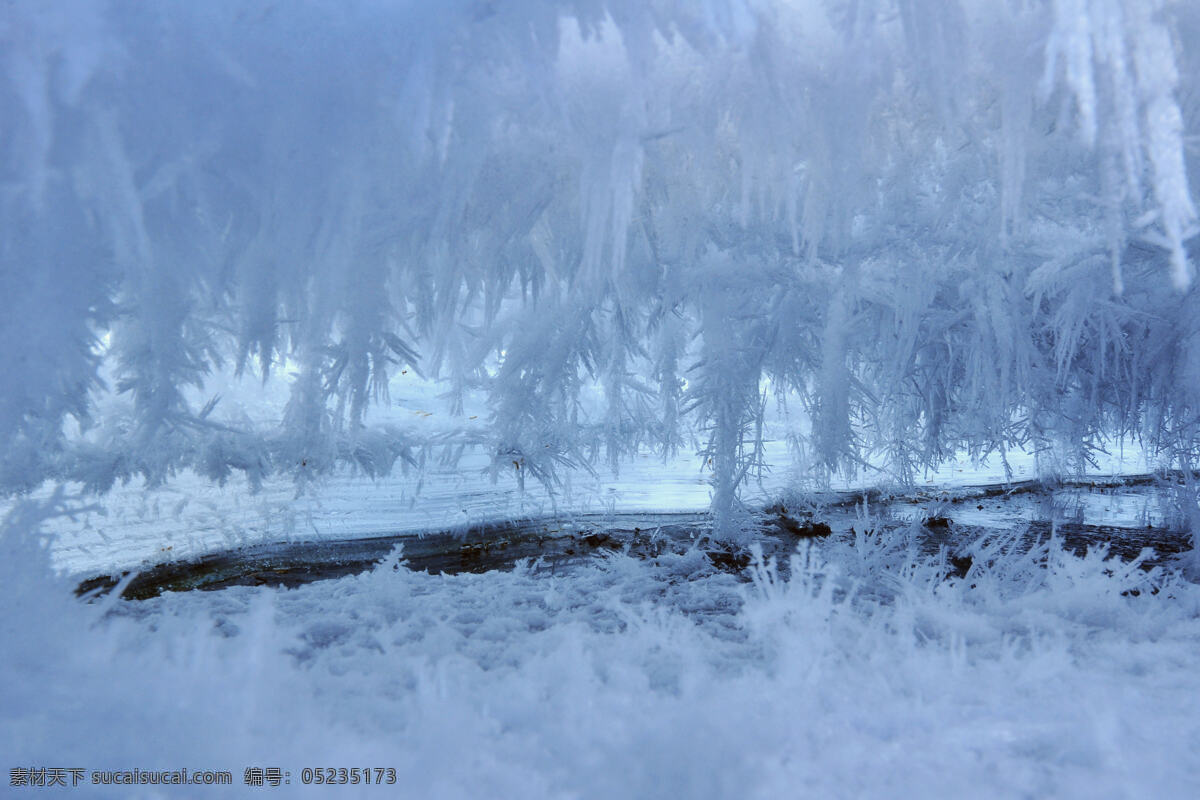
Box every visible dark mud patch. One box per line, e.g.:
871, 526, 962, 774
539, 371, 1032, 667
765, 505, 833, 538
1018, 520, 1189, 565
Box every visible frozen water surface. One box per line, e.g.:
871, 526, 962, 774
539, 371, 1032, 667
25, 432, 1160, 579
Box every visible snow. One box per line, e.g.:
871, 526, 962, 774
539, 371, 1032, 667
4, 497, 1200, 798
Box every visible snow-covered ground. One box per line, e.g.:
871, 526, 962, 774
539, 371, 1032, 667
4, 494, 1199, 799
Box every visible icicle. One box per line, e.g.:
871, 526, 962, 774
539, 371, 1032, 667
1042, 0, 1099, 146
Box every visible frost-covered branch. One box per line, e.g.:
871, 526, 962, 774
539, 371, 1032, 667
2, 1, 1199, 533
